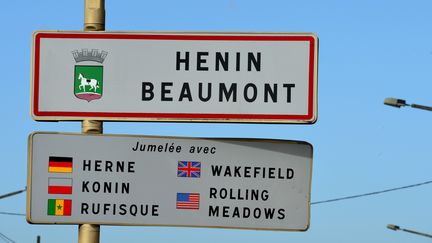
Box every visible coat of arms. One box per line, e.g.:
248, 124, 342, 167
72, 49, 107, 102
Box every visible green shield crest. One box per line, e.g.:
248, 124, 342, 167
74, 65, 103, 102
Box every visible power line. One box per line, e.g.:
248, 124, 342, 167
311, 180, 432, 205
0, 232, 16, 243
0, 188, 27, 217
0, 181, 431, 217
0, 212, 25, 216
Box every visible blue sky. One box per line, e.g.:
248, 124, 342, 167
1, 0, 432, 242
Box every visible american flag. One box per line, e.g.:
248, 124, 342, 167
177, 161, 201, 178
176, 193, 200, 210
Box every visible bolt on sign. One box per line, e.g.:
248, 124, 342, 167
27, 132, 313, 231
31, 31, 318, 123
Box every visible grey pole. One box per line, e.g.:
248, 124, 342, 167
78, 1, 105, 243
0, 188, 26, 200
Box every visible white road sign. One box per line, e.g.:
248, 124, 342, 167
27, 132, 313, 231
31, 31, 318, 123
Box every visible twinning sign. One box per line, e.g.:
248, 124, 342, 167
31, 31, 318, 123
27, 133, 313, 231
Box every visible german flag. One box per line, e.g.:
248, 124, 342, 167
47, 199, 72, 216
48, 156, 73, 173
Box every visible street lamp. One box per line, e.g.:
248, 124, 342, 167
387, 224, 432, 239
384, 97, 432, 111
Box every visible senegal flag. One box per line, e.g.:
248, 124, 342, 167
48, 156, 73, 173
47, 199, 72, 216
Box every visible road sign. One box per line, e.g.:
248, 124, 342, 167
27, 132, 313, 231
31, 31, 318, 123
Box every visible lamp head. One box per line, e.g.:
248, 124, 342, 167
387, 224, 401, 231
384, 98, 407, 108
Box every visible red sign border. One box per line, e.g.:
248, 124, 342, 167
32, 32, 317, 123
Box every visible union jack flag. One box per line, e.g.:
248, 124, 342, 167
177, 161, 201, 178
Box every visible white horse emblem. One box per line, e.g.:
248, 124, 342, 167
78, 73, 99, 92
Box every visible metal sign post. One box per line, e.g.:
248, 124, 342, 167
79, 0, 104, 243
26, 0, 318, 239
